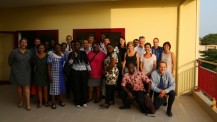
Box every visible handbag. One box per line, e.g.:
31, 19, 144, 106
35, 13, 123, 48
63, 61, 72, 76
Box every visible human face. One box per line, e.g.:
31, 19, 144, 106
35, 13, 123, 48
83, 40, 89, 49
88, 36, 94, 44
70, 42, 75, 51
55, 45, 61, 54
61, 44, 67, 52
119, 38, 125, 46
153, 39, 159, 48
159, 62, 167, 75
145, 45, 151, 53
66, 36, 72, 44
75, 42, 81, 51
106, 45, 114, 54
128, 63, 135, 74
92, 44, 100, 52
127, 44, 134, 51
163, 44, 170, 52
19, 39, 28, 49
139, 38, 145, 47
34, 39, 41, 46
133, 40, 139, 47
44, 41, 49, 50
104, 38, 110, 45
38, 45, 45, 53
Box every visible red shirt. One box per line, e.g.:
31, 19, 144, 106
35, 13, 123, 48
88, 51, 106, 78
122, 71, 150, 91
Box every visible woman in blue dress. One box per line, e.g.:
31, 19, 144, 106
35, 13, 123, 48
47, 44, 65, 109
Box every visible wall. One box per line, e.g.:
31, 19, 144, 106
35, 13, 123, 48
176, 0, 198, 94
0, 1, 178, 51
0, 0, 199, 95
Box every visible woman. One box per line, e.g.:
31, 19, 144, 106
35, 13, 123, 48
87, 42, 106, 103
100, 43, 119, 109
68, 41, 91, 108
47, 44, 65, 109
8, 38, 32, 111
161, 42, 176, 76
34, 44, 49, 108
61, 42, 67, 54
116, 37, 127, 94
80, 40, 91, 54
122, 42, 140, 73
140, 43, 156, 77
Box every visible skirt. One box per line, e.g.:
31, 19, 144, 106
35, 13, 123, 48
88, 78, 101, 87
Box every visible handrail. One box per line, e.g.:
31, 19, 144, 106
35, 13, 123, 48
197, 59, 217, 66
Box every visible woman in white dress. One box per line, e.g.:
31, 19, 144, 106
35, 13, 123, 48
140, 43, 156, 77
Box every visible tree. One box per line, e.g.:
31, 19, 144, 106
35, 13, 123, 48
200, 34, 217, 71
200, 33, 217, 45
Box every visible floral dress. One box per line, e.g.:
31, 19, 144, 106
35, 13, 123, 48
104, 52, 119, 85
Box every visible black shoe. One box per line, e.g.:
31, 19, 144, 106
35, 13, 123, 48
167, 111, 173, 117
163, 102, 168, 106
119, 105, 131, 110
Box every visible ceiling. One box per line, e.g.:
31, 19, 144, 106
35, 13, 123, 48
0, 0, 123, 8
0, 0, 186, 8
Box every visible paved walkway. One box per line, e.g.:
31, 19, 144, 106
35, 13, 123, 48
0, 85, 214, 122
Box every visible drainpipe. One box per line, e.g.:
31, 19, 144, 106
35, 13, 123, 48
176, 0, 185, 95
194, 0, 200, 91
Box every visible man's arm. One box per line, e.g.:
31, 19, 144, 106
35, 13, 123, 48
165, 72, 176, 93
150, 72, 161, 93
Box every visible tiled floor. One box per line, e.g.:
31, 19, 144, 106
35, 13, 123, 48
0, 85, 214, 122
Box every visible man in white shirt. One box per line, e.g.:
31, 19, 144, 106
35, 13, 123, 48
134, 36, 145, 57
65, 35, 73, 52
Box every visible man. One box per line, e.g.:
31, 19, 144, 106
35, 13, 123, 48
134, 36, 145, 56
119, 62, 151, 113
151, 38, 163, 67
133, 39, 139, 47
65, 35, 73, 52
30, 38, 41, 56
151, 61, 176, 117
100, 37, 110, 54
88, 34, 95, 48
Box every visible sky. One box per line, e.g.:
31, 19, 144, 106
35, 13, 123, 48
200, 0, 217, 37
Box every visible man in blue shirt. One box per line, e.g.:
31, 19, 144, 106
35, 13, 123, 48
151, 61, 176, 117
151, 38, 163, 68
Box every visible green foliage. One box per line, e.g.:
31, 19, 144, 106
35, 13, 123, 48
200, 33, 217, 45
200, 49, 217, 72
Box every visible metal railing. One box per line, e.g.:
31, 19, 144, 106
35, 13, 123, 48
197, 59, 217, 100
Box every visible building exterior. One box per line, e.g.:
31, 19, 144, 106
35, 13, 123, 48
0, 0, 200, 95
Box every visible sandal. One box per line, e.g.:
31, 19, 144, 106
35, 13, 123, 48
45, 102, 49, 107
26, 106, 31, 111
59, 101, 65, 107
37, 104, 42, 108
51, 103, 56, 109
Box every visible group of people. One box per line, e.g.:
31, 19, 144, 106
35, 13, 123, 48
8, 34, 176, 117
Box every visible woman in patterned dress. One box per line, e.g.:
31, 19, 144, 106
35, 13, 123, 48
34, 44, 49, 107
100, 43, 119, 108
48, 44, 65, 109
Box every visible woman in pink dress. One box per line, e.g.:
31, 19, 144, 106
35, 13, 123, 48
87, 42, 106, 103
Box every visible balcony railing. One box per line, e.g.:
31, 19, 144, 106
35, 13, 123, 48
197, 59, 217, 100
